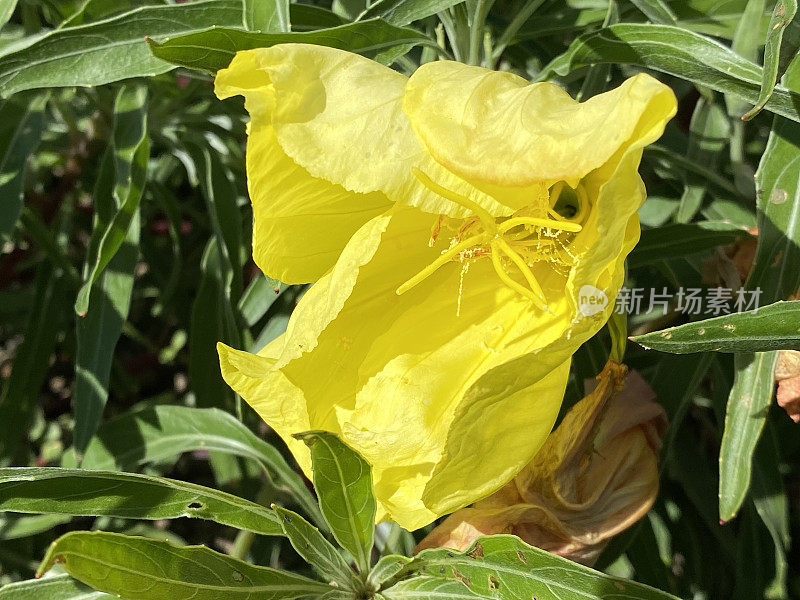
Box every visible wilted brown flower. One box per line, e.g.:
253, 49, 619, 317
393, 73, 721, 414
416, 361, 667, 566
775, 350, 800, 423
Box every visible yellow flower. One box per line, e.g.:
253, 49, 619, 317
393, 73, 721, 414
416, 361, 667, 565
214, 44, 676, 530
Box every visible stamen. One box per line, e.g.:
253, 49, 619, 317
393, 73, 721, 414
489, 241, 544, 307
412, 168, 496, 234
396, 233, 487, 295
495, 237, 548, 306
498, 216, 582, 235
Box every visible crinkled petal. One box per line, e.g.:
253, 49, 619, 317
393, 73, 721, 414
215, 50, 391, 283
403, 64, 676, 188
238, 43, 512, 218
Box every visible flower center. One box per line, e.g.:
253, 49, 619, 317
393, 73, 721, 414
396, 169, 584, 310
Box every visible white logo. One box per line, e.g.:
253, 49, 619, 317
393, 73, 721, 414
578, 285, 608, 317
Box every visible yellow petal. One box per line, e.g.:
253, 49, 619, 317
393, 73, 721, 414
215, 49, 392, 283
403, 63, 675, 188
226, 44, 511, 219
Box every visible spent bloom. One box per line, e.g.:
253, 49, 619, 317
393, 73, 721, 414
416, 362, 667, 565
214, 44, 676, 530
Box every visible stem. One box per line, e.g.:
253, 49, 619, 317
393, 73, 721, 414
491, 0, 546, 66
468, 0, 496, 65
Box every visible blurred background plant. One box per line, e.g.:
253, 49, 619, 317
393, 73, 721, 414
0, 0, 798, 599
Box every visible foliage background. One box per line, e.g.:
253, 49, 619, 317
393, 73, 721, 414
0, 0, 798, 598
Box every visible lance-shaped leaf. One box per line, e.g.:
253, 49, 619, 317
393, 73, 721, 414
743, 0, 799, 120
0, 91, 49, 244
0, 0, 243, 97
38, 531, 333, 600
67, 405, 323, 527
146, 19, 435, 73
719, 56, 800, 522
72, 85, 148, 457
719, 352, 779, 522
632, 300, 800, 354
401, 535, 681, 600
243, 0, 290, 32
628, 221, 749, 268
272, 505, 356, 589
368, 555, 411, 588
296, 431, 376, 573
540, 23, 800, 123
0, 573, 113, 599
382, 577, 482, 599
0, 468, 282, 536
357, 0, 467, 26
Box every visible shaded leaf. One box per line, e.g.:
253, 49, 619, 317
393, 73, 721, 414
147, 20, 435, 73
0, 92, 48, 244
358, 0, 466, 26
629, 221, 749, 268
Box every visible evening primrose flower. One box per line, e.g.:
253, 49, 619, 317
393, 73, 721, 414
214, 44, 676, 530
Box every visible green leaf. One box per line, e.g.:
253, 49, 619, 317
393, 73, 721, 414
72, 85, 148, 458
402, 535, 681, 600
296, 431, 376, 573
358, 0, 465, 26
0, 206, 72, 464
0, 0, 17, 30
717, 53, 800, 524
0, 573, 112, 599
743, 0, 799, 120
0, 91, 48, 244
382, 577, 481, 599
38, 531, 333, 600
368, 555, 412, 588
147, 19, 435, 73
66, 405, 322, 527
238, 274, 287, 327
243, 0, 289, 32
675, 97, 731, 223
189, 237, 239, 410
186, 140, 243, 302
719, 351, 778, 522
747, 60, 800, 302
632, 300, 800, 353
628, 221, 749, 268
0, 514, 71, 540
0, 467, 282, 536
73, 84, 148, 317
0, 0, 243, 97
629, 0, 677, 25
540, 23, 800, 123
272, 505, 356, 589
751, 423, 791, 596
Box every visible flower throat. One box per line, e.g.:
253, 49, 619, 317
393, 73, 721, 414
395, 169, 585, 311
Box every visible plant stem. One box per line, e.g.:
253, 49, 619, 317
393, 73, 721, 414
491, 0, 546, 66
468, 0, 496, 65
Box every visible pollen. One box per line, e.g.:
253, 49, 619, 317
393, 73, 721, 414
396, 169, 586, 309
